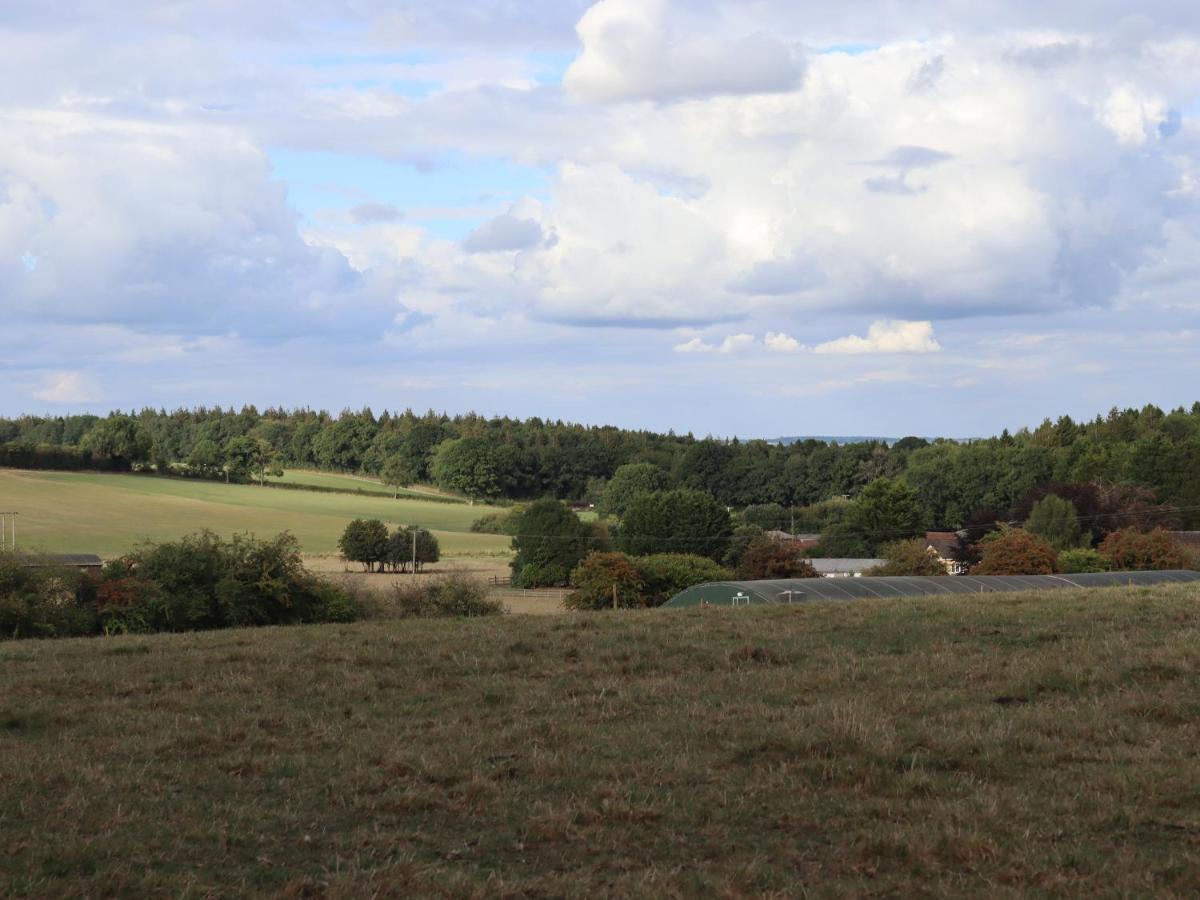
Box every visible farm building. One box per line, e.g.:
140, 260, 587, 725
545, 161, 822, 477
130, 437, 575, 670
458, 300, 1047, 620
807, 558, 885, 577
16, 553, 103, 572
925, 531, 967, 574
662, 570, 1200, 608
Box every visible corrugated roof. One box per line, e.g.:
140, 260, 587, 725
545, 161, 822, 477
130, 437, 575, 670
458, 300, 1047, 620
16, 553, 103, 568
663, 570, 1200, 607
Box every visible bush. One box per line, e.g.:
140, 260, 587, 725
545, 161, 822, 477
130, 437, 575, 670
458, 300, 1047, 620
566, 552, 645, 610
0, 532, 366, 641
868, 539, 948, 576
736, 539, 819, 580
1099, 528, 1193, 571
339, 519, 390, 572
634, 554, 733, 607
390, 574, 504, 619
1057, 548, 1112, 574
469, 509, 521, 534
973, 529, 1058, 575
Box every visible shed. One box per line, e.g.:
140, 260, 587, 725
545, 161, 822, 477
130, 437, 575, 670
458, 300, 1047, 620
17, 553, 104, 572
662, 570, 1200, 608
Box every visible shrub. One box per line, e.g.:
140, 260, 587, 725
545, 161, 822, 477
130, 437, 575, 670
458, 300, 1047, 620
634, 554, 733, 607
736, 539, 819, 580
339, 519, 390, 572
390, 574, 504, 619
1057, 548, 1112, 574
469, 509, 521, 534
1099, 528, 1193, 571
567, 552, 645, 610
973, 529, 1058, 575
0, 561, 97, 639
869, 539, 948, 576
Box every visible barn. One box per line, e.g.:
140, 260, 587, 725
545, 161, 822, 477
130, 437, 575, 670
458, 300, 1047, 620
16, 553, 104, 573
662, 570, 1200, 607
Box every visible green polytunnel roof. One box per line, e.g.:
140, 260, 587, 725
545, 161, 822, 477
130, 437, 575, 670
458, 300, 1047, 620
662, 571, 1200, 608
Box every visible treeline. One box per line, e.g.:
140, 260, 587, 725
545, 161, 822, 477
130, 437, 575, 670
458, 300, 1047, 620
3, 402, 1200, 528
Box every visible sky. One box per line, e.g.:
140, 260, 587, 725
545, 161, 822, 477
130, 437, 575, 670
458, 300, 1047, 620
2, 0, 1200, 438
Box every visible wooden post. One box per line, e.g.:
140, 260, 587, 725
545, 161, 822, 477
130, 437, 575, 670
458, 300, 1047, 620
612, 583, 618, 610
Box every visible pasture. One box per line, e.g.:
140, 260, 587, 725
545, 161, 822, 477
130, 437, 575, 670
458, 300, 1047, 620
264, 469, 462, 501
0, 469, 507, 557
3, 585, 1200, 895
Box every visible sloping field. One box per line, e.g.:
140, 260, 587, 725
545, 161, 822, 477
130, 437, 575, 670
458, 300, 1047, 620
0, 469, 507, 557
265, 469, 460, 501
3, 586, 1199, 896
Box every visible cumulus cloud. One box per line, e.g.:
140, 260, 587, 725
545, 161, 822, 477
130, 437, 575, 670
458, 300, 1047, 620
764, 332, 804, 353
33, 372, 98, 404
674, 333, 756, 354
462, 213, 545, 252
815, 321, 942, 355
0, 112, 396, 338
565, 0, 805, 103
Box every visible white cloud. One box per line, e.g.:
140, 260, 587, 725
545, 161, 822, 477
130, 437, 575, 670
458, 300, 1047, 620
674, 333, 756, 354
33, 371, 98, 404
565, 0, 805, 103
780, 368, 916, 397
764, 332, 804, 353
815, 321, 942, 355
462, 213, 545, 253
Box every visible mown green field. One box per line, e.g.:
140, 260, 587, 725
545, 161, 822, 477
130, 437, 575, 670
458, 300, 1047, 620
3, 586, 1199, 896
264, 469, 461, 501
0, 469, 507, 557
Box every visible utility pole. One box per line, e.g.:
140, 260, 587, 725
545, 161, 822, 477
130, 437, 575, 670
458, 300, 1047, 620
412, 527, 418, 585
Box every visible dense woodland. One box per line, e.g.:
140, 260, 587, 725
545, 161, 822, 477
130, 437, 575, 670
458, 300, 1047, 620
2, 402, 1199, 530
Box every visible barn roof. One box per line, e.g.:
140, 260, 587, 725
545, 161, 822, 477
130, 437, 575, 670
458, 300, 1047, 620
16, 553, 103, 568
663, 570, 1200, 607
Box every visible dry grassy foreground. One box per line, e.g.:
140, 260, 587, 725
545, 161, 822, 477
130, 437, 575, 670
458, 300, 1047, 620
2, 586, 1200, 897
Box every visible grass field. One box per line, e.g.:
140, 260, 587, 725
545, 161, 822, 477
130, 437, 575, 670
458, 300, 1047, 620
3, 586, 1199, 895
0, 469, 507, 557
264, 469, 461, 501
